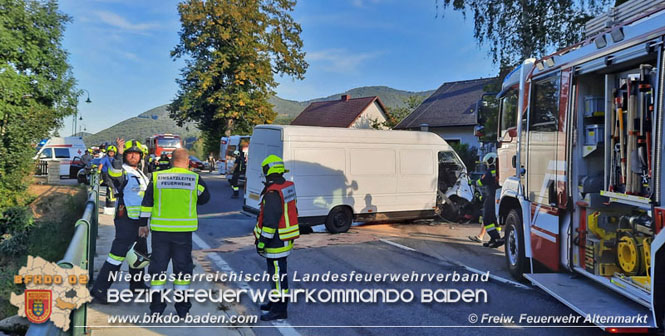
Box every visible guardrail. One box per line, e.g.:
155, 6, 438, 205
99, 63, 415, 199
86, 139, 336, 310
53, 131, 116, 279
26, 172, 100, 336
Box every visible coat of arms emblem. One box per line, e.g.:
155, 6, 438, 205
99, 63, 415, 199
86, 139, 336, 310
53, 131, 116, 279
25, 290, 52, 324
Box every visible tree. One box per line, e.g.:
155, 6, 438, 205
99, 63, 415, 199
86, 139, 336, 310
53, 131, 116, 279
169, 0, 308, 155
449, 142, 478, 172
0, 0, 78, 208
383, 95, 425, 129
436, 0, 613, 66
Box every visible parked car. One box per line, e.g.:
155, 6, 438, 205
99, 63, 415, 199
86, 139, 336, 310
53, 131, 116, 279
189, 156, 204, 170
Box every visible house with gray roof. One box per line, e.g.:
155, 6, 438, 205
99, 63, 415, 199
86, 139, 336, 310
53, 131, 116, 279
394, 77, 498, 150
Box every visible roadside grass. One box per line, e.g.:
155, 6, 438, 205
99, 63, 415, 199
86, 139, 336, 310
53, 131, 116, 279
0, 185, 87, 320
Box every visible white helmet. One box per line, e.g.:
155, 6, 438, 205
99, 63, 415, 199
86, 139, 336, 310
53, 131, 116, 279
126, 242, 150, 269
482, 153, 498, 167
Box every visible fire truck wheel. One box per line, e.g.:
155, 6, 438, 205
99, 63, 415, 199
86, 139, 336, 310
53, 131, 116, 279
325, 206, 352, 233
504, 209, 527, 280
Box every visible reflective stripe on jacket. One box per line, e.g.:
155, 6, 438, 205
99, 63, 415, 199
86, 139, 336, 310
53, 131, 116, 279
108, 164, 149, 219
143, 167, 203, 232
254, 181, 300, 242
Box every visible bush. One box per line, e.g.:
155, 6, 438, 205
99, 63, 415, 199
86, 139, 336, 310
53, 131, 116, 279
0, 207, 34, 256
0, 189, 85, 320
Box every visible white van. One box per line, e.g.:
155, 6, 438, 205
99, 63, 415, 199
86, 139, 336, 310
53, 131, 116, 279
243, 125, 470, 233
34, 136, 87, 178
219, 135, 250, 175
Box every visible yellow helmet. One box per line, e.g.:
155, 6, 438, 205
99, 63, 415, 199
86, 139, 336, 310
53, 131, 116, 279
125, 242, 150, 269
261, 155, 286, 176
124, 140, 143, 155
107, 145, 117, 153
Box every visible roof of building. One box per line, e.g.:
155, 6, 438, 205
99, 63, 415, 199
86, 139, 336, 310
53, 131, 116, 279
290, 95, 388, 128
394, 77, 498, 129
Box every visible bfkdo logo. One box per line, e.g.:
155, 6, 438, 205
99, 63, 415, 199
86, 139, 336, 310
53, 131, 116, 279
25, 290, 52, 324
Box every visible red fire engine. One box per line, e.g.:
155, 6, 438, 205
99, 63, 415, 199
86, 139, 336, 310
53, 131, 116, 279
494, 0, 665, 330
145, 134, 182, 158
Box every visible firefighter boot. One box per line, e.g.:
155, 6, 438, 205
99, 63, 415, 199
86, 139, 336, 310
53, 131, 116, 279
260, 302, 272, 311
482, 223, 504, 248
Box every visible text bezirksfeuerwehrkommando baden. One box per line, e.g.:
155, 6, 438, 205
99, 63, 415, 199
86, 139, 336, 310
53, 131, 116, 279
109, 270, 490, 284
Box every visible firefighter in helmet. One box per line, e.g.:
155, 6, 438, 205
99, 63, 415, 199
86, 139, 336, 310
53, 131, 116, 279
99, 144, 118, 208
139, 148, 210, 317
230, 149, 245, 198
476, 153, 503, 248
91, 139, 150, 303
157, 153, 171, 171
253, 155, 299, 321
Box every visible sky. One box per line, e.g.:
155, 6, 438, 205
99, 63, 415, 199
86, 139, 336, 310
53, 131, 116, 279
58, 0, 497, 135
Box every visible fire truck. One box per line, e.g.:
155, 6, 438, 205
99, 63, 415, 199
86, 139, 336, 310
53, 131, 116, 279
494, 0, 665, 330
145, 133, 182, 158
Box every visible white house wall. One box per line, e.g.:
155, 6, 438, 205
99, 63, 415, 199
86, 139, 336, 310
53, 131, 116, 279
431, 126, 479, 149
351, 101, 387, 129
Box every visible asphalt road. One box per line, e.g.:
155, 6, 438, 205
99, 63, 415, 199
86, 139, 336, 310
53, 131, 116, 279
194, 173, 605, 336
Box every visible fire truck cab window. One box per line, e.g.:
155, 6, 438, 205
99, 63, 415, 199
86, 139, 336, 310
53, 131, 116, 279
499, 90, 518, 135
158, 138, 181, 147
529, 75, 560, 131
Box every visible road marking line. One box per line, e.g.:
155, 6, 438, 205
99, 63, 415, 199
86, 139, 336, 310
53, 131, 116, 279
379, 239, 416, 251
378, 239, 530, 290
192, 233, 301, 336
455, 263, 531, 290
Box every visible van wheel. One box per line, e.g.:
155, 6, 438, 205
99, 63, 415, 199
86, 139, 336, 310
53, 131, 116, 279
325, 207, 352, 233
505, 209, 527, 280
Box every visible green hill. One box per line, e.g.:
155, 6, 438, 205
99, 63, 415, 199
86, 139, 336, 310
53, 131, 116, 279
310, 86, 433, 108
271, 86, 434, 124
85, 86, 436, 143
83, 105, 198, 147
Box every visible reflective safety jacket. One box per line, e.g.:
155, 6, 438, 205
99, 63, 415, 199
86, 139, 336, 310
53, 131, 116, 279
475, 165, 498, 199
254, 180, 299, 258
108, 161, 150, 219
139, 167, 210, 231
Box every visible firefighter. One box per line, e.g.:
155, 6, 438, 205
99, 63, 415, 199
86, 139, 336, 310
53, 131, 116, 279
230, 150, 245, 198
140, 144, 149, 173
157, 153, 171, 171
99, 144, 118, 208
253, 155, 299, 321
476, 153, 503, 248
208, 152, 215, 173
139, 148, 210, 317
91, 139, 150, 303
80, 148, 94, 167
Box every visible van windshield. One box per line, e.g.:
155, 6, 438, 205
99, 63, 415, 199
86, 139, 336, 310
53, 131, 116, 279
39, 148, 53, 159
438, 151, 465, 191
438, 151, 464, 167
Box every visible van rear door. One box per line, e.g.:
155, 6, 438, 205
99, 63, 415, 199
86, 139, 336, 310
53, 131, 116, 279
245, 128, 283, 211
